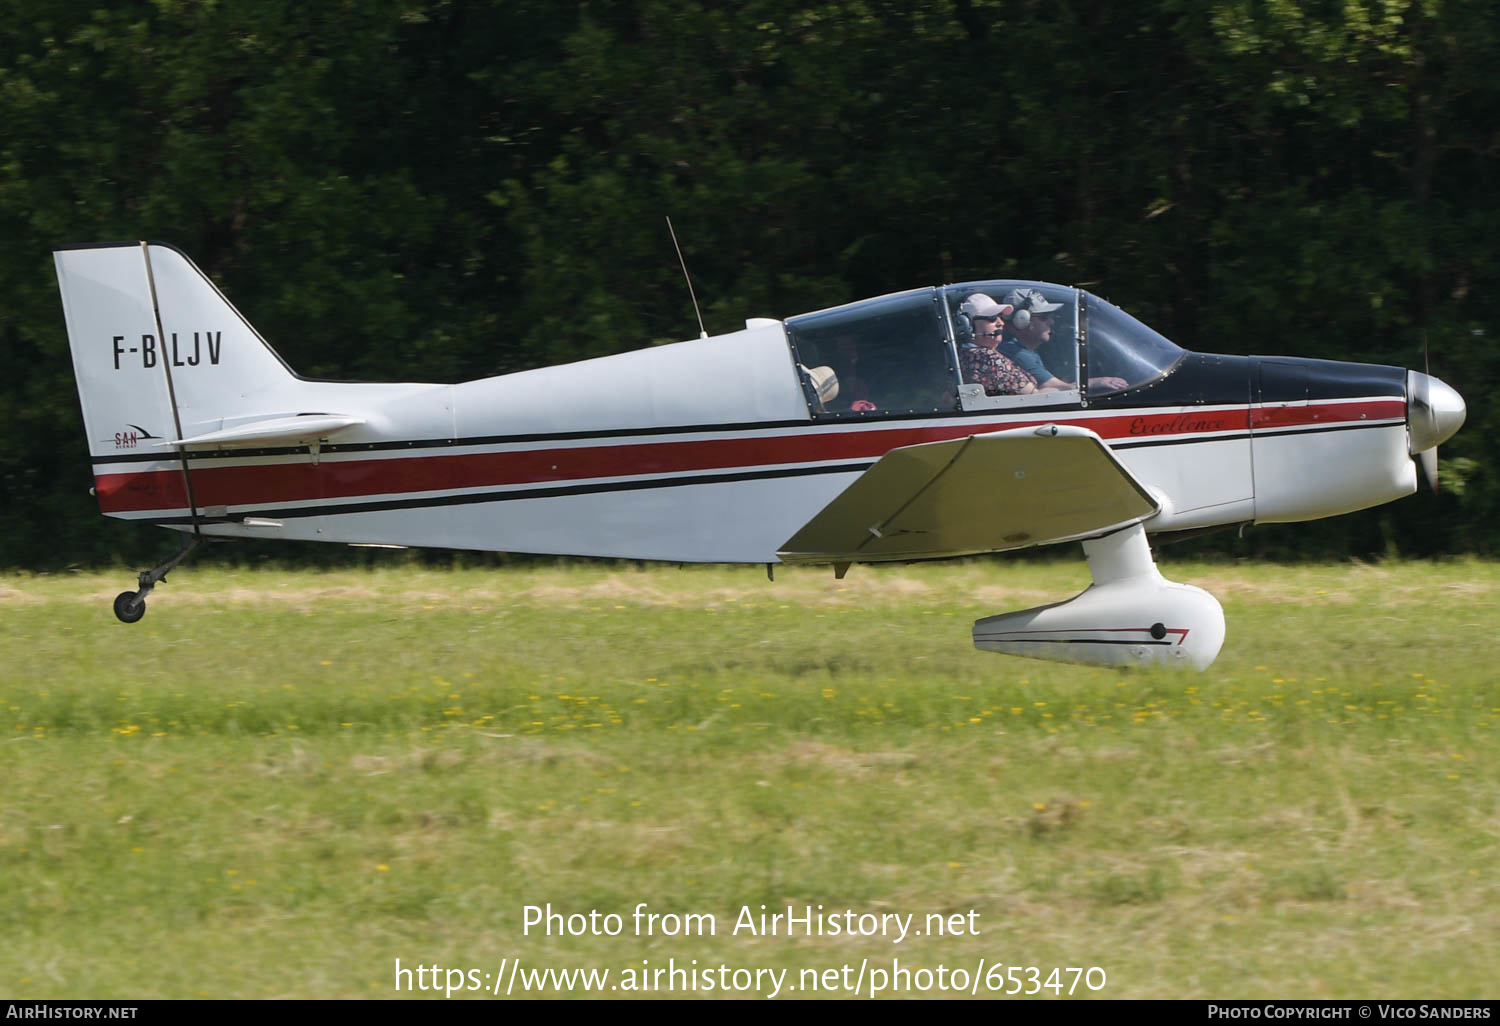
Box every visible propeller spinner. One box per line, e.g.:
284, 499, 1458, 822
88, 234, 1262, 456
1407, 369, 1466, 491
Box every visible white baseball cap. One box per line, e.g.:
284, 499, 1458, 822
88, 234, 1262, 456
959, 293, 1014, 320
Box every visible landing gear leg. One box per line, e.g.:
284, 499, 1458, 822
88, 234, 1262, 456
113, 534, 204, 623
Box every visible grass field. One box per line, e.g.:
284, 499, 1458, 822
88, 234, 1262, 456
1, 556, 1497, 999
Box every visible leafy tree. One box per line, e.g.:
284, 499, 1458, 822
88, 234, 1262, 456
1, 0, 1497, 566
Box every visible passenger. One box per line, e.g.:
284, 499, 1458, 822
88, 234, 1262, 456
833, 333, 878, 412
957, 294, 1036, 396
999, 288, 1128, 393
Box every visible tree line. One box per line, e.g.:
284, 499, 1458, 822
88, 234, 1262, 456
2, 0, 1496, 567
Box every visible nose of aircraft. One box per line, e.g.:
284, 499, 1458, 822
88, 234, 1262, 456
1407, 370, 1466, 454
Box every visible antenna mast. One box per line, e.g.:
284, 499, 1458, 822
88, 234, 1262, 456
666, 216, 708, 339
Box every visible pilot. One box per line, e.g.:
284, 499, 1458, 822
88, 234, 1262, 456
999, 288, 1128, 393
957, 293, 1036, 396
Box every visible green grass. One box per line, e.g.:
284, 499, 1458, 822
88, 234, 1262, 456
1, 557, 1497, 998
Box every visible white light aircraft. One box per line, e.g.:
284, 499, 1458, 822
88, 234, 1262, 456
54, 242, 1466, 670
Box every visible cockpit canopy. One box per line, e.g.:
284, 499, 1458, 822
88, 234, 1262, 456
785, 281, 1184, 418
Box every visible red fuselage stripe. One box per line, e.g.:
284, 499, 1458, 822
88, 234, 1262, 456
93, 400, 1404, 514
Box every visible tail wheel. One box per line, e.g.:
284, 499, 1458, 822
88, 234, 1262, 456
113, 592, 146, 624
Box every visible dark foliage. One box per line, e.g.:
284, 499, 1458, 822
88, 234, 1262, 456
3, 0, 1496, 567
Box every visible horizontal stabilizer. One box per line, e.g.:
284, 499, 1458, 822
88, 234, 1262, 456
164, 414, 365, 447
777, 424, 1158, 563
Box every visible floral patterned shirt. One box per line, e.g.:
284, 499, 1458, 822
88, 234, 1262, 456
959, 343, 1034, 395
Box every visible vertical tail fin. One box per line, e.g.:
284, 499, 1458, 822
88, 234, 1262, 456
53, 242, 297, 459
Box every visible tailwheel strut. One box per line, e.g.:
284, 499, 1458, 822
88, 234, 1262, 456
113, 534, 204, 624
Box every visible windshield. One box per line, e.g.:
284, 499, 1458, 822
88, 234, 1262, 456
1084, 293, 1185, 393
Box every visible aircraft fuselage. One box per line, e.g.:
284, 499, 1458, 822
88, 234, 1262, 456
88, 338, 1415, 562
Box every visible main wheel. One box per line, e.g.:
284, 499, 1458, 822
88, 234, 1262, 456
113, 591, 146, 624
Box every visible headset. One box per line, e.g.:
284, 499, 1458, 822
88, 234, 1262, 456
1005, 288, 1058, 332
1008, 290, 1036, 331
953, 309, 975, 344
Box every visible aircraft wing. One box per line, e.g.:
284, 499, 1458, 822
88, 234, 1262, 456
777, 424, 1159, 563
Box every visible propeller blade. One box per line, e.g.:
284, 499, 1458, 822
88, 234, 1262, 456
1413, 360, 1431, 421
1420, 447, 1439, 493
